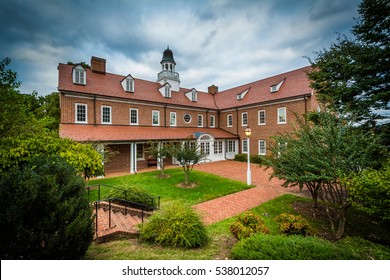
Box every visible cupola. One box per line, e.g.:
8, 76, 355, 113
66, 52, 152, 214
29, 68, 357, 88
157, 46, 180, 92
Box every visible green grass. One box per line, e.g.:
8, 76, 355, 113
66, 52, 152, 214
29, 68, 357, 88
87, 168, 252, 206
84, 194, 390, 260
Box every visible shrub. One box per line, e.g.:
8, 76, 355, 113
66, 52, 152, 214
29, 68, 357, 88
274, 213, 314, 236
0, 156, 94, 259
234, 154, 262, 164
230, 211, 269, 240
107, 186, 157, 208
139, 203, 209, 248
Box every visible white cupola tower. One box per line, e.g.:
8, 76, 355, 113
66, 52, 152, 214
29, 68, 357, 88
157, 46, 180, 92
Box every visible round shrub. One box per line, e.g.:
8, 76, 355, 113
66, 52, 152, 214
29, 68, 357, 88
139, 203, 209, 248
0, 156, 94, 259
274, 213, 314, 236
230, 211, 269, 240
231, 233, 353, 260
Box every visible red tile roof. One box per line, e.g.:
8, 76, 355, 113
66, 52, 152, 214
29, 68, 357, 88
215, 66, 313, 109
60, 124, 238, 142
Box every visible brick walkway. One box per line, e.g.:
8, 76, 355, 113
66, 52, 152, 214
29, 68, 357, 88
192, 161, 309, 225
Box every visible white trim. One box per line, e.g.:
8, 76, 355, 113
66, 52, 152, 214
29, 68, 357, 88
227, 114, 233, 127
277, 107, 287, 124
183, 113, 192, 124
170, 111, 177, 126
210, 115, 215, 128
72, 65, 86, 85
75, 103, 88, 123
130, 108, 139, 125
258, 140, 266, 155
242, 139, 248, 153
241, 112, 248, 126
152, 110, 160, 126
101, 105, 112, 124
258, 110, 266, 125
197, 114, 203, 127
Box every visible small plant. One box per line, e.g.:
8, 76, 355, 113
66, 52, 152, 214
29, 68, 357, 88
139, 203, 209, 248
274, 213, 314, 236
230, 211, 269, 240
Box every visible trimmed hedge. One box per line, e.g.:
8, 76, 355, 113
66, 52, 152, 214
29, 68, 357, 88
231, 234, 390, 260
230, 211, 269, 240
139, 203, 209, 248
274, 213, 314, 236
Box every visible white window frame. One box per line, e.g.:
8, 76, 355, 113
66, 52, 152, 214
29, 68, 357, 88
258, 110, 266, 125
227, 114, 233, 127
214, 141, 223, 154
130, 108, 138, 125
226, 140, 236, 153
277, 107, 287, 124
75, 103, 87, 123
73, 65, 86, 85
101, 105, 112, 124
242, 139, 248, 154
191, 90, 197, 102
126, 78, 134, 92
170, 112, 176, 126
136, 144, 144, 160
258, 140, 266, 155
242, 112, 248, 126
183, 114, 192, 124
198, 114, 203, 127
165, 85, 171, 98
152, 110, 160, 126
210, 115, 215, 128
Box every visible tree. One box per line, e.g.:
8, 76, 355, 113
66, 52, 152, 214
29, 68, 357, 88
0, 156, 94, 259
146, 141, 170, 177
264, 112, 384, 239
307, 0, 390, 126
168, 140, 206, 186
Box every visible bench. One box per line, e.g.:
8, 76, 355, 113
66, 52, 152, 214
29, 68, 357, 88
146, 157, 158, 167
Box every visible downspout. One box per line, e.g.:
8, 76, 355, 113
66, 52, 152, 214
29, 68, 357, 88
304, 96, 308, 124
94, 94, 97, 125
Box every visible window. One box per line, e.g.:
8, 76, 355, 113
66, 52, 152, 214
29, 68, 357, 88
101, 106, 111, 124
214, 141, 223, 154
258, 140, 266, 155
226, 140, 236, 153
210, 115, 215, 128
136, 144, 144, 159
191, 90, 197, 102
198, 114, 203, 127
242, 112, 248, 126
200, 142, 210, 155
258, 110, 266, 125
152, 110, 160, 126
130, 108, 138, 125
73, 65, 86, 85
277, 107, 286, 124
75, 103, 87, 123
242, 139, 248, 153
170, 112, 176, 126
165, 85, 171, 98
227, 114, 233, 127
126, 78, 134, 92
183, 114, 192, 124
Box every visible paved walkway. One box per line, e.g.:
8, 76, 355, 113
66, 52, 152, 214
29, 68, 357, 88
192, 161, 309, 225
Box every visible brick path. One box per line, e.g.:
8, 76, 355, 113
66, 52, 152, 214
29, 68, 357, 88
192, 161, 309, 225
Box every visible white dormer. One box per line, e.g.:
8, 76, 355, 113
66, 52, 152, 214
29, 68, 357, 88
159, 83, 171, 98
185, 88, 197, 102
270, 79, 285, 93
72, 65, 86, 85
237, 88, 250, 100
121, 75, 134, 92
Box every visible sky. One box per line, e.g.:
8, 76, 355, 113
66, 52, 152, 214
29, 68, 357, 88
0, 0, 362, 95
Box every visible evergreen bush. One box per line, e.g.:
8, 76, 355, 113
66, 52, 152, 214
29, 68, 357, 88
274, 213, 314, 236
0, 156, 94, 259
230, 211, 269, 240
139, 203, 209, 248
107, 186, 157, 208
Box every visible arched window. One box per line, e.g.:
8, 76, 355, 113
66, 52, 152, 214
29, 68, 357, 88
73, 65, 86, 85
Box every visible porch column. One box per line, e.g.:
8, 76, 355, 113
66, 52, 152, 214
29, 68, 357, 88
130, 143, 137, 174
157, 142, 162, 170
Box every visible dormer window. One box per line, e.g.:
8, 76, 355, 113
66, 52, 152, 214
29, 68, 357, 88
236, 88, 250, 100
270, 79, 285, 93
165, 84, 171, 98
185, 88, 197, 102
73, 65, 86, 85
121, 75, 134, 92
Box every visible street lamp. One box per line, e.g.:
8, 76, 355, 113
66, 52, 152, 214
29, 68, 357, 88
244, 127, 252, 185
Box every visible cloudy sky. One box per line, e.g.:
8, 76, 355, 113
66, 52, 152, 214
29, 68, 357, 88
1, 0, 362, 95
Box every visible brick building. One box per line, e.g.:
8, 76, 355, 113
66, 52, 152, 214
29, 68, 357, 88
59, 47, 317, 174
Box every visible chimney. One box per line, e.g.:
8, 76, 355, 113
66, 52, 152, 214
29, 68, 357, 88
91, 56, 106, 74
208, 84, 218, 95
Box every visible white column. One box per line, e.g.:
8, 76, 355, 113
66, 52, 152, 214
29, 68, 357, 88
247, 138, 251, 185
157, 142, 162, 170
130, 143, 138, 174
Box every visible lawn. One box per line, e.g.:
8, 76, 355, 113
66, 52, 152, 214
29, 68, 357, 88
84, 193, 390, 260
87, 168, 252, 206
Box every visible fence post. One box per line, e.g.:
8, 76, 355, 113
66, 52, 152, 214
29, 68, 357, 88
95, 202, 98, 237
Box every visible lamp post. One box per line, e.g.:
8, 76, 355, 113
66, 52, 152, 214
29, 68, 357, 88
244, 127, 252, 185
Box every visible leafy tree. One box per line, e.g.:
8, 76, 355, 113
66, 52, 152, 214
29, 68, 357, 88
0, 156, 94, 259
146, 141, 170, 176
264, 112, 384, 239
347, 158, 390, 220
307, 0, 390, 126
0, 131, 104, 179
168, 140, 206, 186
